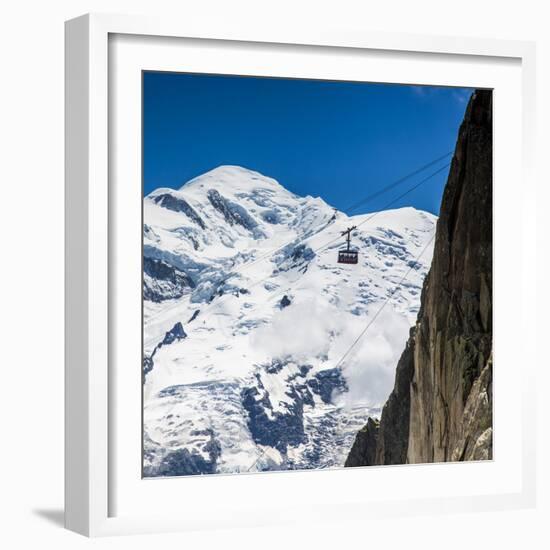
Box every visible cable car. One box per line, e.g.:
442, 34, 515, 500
338, 226, 358, 264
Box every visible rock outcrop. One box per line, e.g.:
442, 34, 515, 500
346, 89, 493, 466
143, 322, 187, 379
345, 417, 379, 467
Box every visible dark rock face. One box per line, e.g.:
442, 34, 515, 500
375, 332, 416, 465
188, 309, 200, 323
279, 294, 292, 309
143, 256, 195, 303
345, 89, 493, 466
143, 322, 187, 379
242, 376, 308, 453
407, 89, 493, 464
152, 193, 206, 229
207, 188, 261, 234
160, 322, 187, 346
241, 362, 347, 456
144, 429, 221, 477
345, 417, 380, 467
307, 368, 348, 405
149, 448, 214, 476
143, 355, 154, 377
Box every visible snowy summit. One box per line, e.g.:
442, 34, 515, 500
143, 165, 436, 476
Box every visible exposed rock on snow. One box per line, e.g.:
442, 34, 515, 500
279, 294, 292, 309
151, 192, 206, 229
143, 322, 187, 378
143, 256, 195, 303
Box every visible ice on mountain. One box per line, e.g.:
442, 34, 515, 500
144, 430, 221, 477
142, 165, 436, 476
143, 243, 208, 280
144, 379, 256, 476
260, 209, 282, 224
273, 243, 316, 275
172, 226, 202, 251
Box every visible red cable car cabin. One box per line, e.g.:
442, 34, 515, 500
338, 249, 358, 264
337, 226, 359, 265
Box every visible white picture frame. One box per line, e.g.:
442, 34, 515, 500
65, 13, 537, 537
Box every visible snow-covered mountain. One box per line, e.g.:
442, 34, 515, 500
143, 165, 436, 476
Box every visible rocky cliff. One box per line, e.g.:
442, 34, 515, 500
345, 89, 493, 467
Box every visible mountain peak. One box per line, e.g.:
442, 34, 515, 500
180, 165, 289, 195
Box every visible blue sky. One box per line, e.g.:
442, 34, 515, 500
143, 72, 472, 215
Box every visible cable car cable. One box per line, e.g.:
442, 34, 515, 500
145, 161, 449, 328
332, 232, 436, 372
232, 161, 449, 281
206, 151, 453, 279
309, 162, 449, 257
341, 150, 453, 215
146, 159, 450, 328
161, 231, 437, 470
244, 231, 436, 473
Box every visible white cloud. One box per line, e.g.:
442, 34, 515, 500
339, 307, 411, 408
250, 295, 412, 410
250, 298, 343, 362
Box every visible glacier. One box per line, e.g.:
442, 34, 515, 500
143, 165, 436, 477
